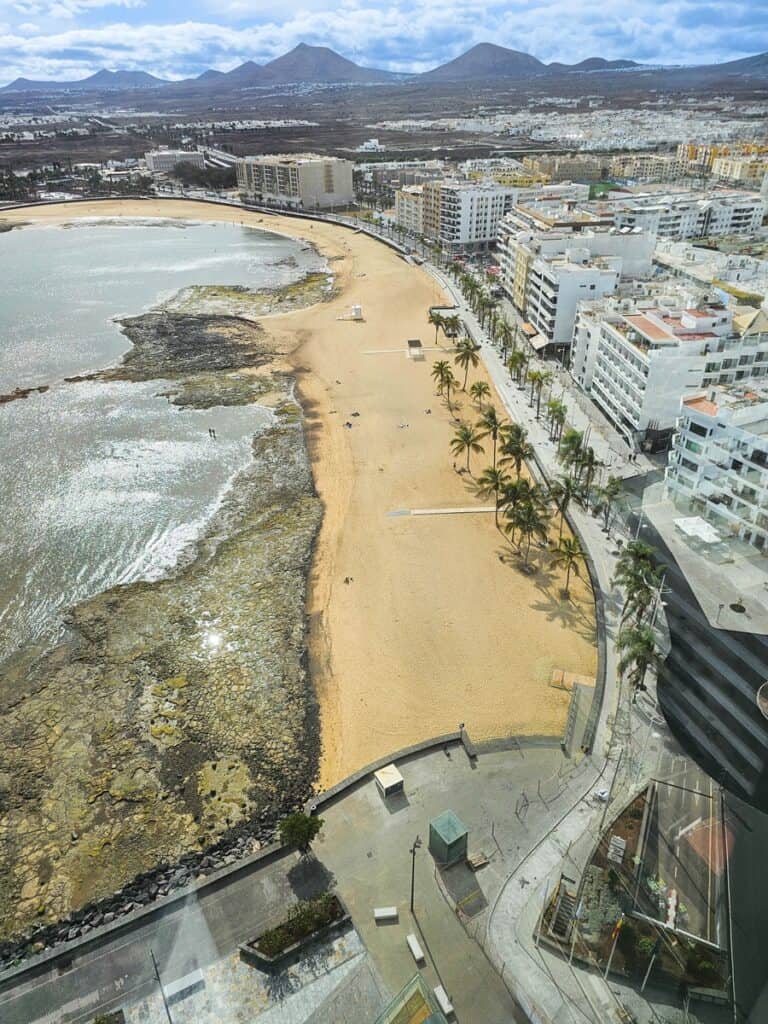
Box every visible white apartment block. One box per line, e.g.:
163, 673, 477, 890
394, 185, 424, 234
571, 295, 768, 448
236, 153, 354, 209
497, 218, 654, 351
666, 384, 768, 550
654, 239, 768, 307
610, 190, 764, 240
420, 181, 589, 251
145, 149, 205, 174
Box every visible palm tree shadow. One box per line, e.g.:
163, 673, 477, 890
529, 592, 598, 644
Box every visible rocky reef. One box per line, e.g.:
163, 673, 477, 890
0, 272, 328, 949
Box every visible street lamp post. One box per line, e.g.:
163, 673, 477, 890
409, 835, 422, 913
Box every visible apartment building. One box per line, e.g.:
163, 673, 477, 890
665, 384, 768, 550
236, 154, 354, 209
145, 149, 205, 174
571, 295, 768, 448
654, 238, 768, 306
711, 156, 768, 187
497, 216, 654, 353
609, 190, 764, 240
609, 152, 687, 183
394, 184, 424, 234
417, 181, 590, 251
522, 154, 605, 181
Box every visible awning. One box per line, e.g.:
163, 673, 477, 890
529, 334, 550, 351
521, 322, 537, 336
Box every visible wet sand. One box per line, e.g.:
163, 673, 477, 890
5, 200, 597, 788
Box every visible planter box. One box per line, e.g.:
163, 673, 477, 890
239, 896, 351, 973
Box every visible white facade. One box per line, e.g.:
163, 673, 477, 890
610, 190, 764, 239
497, 218, 654, 349
571, 297, 768, 447
666, 386, 768, 549
145, 150, 205, 174
236, 154, 354, 209
394, 185, 424, 234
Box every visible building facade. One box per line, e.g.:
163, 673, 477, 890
571, 296, 768, 448
394, 185, 424, 235
145, 150, 205, 174
665, 385, 768, 550
610, 190, 764, 239
236, 154, 354, 209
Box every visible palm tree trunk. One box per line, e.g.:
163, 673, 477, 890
565, 561, 572, 594
559, 511, 565, 542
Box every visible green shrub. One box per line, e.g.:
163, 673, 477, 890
256, 893, 341, 958
637, 936, 656, 957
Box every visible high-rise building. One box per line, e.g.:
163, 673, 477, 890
236, 154, 354, 209
145, 149, 205, 174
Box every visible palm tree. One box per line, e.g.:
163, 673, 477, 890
559, 427, 584, 473
444, 314, 462, 339
500, 424, 534, 480
442, 367, 459, 415
579, 446, 603, 508
599, 475, 622, 532
450, 422, 484, 473
507, 350, 527, 386
476, 404, 504, 468
547, 400, 567, 443
616, 624, 662, 702
469, 380, 491, 408
454, 339, 481, 390
475, 465, 511, 528
512, 500, 550, 568
527, 368, 543, 408
497, 318, 514, 359
431, 359, 451, 394
428, 309, 444, 345
548, 475, 577, 541
613, 541, 660, 623
551, 536, 584, 597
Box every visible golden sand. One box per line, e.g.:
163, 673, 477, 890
5, 200, 597, 786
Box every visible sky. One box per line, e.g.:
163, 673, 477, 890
0, 0, 766, 84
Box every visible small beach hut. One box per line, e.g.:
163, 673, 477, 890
374, 763, 404, 798
429, 810, 468, 867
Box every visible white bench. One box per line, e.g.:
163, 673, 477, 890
434, 985, 454, 1016
373, 906, 398, 923
165, 968, 204, 1000
406, 932, 425, 964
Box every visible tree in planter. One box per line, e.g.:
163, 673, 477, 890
279, 812, 324, 855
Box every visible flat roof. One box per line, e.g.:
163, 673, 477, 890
624, 313, 674, 342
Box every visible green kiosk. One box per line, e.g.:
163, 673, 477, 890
428, 810, 469, 867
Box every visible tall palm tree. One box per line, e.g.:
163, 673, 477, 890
507, 350, 527, 386
559, 427, 584, 473
444, 314, 462, 339
548, 475, 577, 541
546, 399, 567, 443
469, 380, 491, 408
500, 426, 534, 480
476, 404, 504, 469
497, 319, 514, 359
428, 309, 445, 345
454, 339, 481, 390
450, 422, 485, 473
551, 536, 584, 597
599, 475, 622, 532
617, 625, 662, 703
579, 446, 603, 508
500, 478, 536, 546
442, 367, 459, 415
512, 500, 550, 568
431, 359, 451, 394
527, 368, 543, 408
475, 466, 512, 528
613, 541, 661, 623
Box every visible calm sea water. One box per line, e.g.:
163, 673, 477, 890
0, 219, 322, 663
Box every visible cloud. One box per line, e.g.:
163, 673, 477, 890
0, 0, 765, 83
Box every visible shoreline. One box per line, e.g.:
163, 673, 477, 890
1, 200, 598, 931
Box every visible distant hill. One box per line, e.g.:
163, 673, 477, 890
548, 57, 641, 73
422, 43, 545, 81
714, 50, 768, 74
0, 68, 167, 93
257, 43, 396, 83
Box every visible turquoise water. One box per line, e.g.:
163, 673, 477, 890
0, 219, 320, 662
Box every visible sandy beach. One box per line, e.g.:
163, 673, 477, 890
5, 199, 597, 787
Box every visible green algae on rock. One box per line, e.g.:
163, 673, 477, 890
0, 408, 322, 940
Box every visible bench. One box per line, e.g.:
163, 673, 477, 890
373, 906, 398, 923
406, 932, 425, 964
165, 968, 204, 1001
434, 985, 454, 1016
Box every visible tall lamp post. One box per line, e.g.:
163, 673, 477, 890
409, 835, 422, 913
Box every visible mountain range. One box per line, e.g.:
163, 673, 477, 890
2, 41, 767, 93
